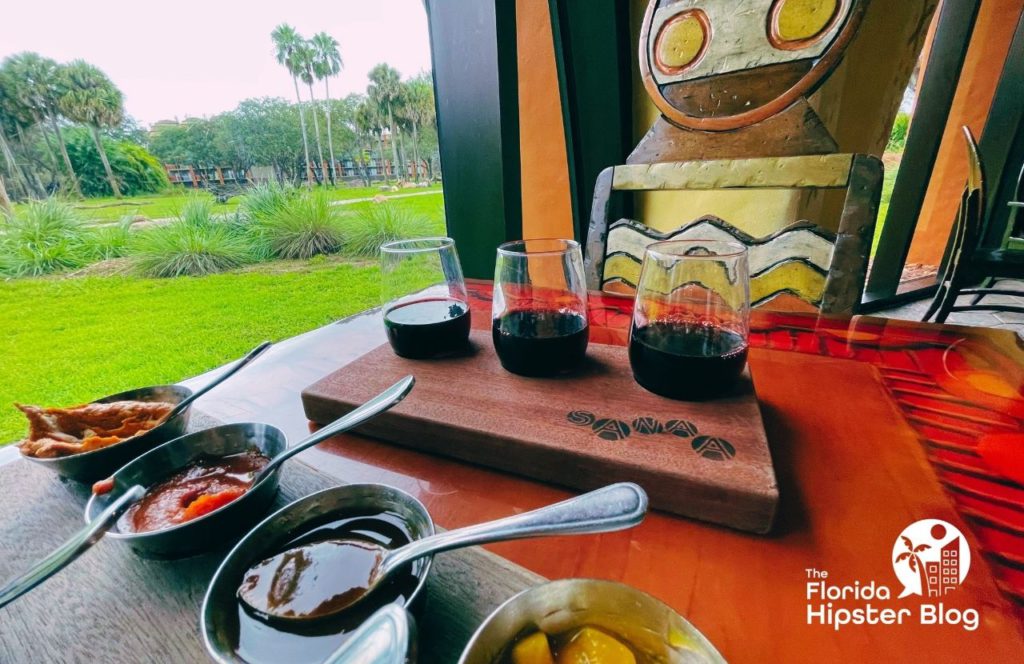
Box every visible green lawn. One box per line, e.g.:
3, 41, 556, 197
0, 260, 382, 445
12, 184, 443, 224
342, 192, 446, 227
0, 190, 447, 445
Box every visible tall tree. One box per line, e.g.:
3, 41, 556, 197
229, 97, 303, 182
355, 96, 385, 185
58, 60, 125, 197
367, 63, 403, 182
310, 32, 343, 185
3, 53, 81, 196
271, 24, 314, 187
399, 75, 435, 182
0, 174, 11, 215
295, 42, 325, 185
0, 65, 33, 198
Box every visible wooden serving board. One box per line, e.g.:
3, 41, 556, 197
0, 416, 543, 664
302, 331, 779, 533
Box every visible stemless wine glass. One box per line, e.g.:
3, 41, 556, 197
492, 239, 589, 376
380, 237, 470, 359
628, 240, 750, 400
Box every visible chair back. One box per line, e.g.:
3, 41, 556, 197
584, 154, 883, 314
937, 127, 985, 284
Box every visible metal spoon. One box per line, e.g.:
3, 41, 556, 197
321, 605, 414, 664
0, 485, 145, 609
239, 482, 648, 621
1, 376, 415, 609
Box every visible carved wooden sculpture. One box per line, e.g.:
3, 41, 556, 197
632, 0, 869, 163
585, 153, 883, 314
598, 2, 882, 313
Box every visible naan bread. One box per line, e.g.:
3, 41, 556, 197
16, 400, 174, 458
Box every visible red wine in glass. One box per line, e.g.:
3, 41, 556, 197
384, 298, 471, 359
629, 320, 748, 400
492, 309, 589, 377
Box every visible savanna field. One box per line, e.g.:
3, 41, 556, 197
0, 188, 445, 444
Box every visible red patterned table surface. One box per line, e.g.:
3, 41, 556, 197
166, 279, 1024, 661
469, 280, 1024, 608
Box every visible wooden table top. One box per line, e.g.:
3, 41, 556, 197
54, 280, 1024, 662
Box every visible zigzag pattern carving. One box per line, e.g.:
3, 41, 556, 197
602, 216, 836, 307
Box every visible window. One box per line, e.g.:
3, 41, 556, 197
0, 1, 448, 445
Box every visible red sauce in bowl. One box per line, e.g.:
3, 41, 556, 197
119, 450, 269, 534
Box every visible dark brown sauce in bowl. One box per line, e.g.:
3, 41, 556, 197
230, 511, 421, 664
119, 450, 269, 534
239, 539, 385, 619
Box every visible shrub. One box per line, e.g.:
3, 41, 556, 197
63, 127, 170, 197
249, 190, 345, 260
131, 201, 250, 277
342, 202, 434, 257
0, 199, 92, 276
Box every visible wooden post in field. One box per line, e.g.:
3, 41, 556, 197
0, 174, 12, 217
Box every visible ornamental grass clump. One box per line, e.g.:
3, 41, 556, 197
0, 198, 93, 277
239, 181, 296, 226
131, 195, 250, 277
248, 190, 346, 260
342, 202, 433, 257
85, 217, 133, 261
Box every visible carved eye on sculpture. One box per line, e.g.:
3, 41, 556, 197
639, 0, 865, 131
654, 9, 710, 75
768, 0, 842, 50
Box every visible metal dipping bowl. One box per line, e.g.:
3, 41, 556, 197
202, 484, 435, 664
84, 422, 287, 559
458, 579, 726, 664
21, 384, 194, 483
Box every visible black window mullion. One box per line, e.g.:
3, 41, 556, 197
424, 0, 522, 279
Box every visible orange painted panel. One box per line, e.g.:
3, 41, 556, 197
907, 0, 1023, 266
516, 0, 575, 240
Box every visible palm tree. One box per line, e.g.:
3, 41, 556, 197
0, 68, 32, 199
310, 32, 343, 185
367, 63, 403, 182
295, 42, 326, 185
393, 91, 409, 180
0, 120, 28, 200
271, 24, 313, 187
894, 535, 931, 595
355, 97, 385, 184
0, 60, 48, 198
400, 76, 435, 182
3, 53, 81, 196
58, 60, 125, 198
0, 173, 11, 215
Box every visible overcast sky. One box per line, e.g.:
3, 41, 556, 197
0, 0, 433, 127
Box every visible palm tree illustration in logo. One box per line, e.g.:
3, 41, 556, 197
894, 535, 931, 595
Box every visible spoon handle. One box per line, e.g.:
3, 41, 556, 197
0, 485, 145, 610
253, 375, 415, 484
378, 483, 647, 579
166, 341, 272, 420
